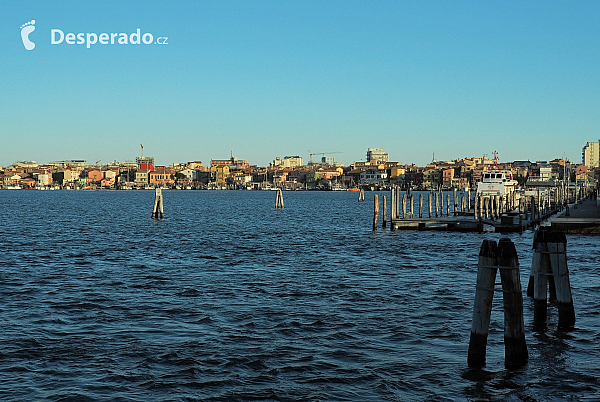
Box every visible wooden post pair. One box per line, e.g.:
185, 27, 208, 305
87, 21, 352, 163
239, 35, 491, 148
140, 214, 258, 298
527, 229, 575, 329
152, 188, 164, 219
275, 188, 284, 209
468, 239, 528, 369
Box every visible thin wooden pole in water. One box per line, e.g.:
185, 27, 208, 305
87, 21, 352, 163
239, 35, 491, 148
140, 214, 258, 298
390, 188, 396, 220
428, 192, 433, 218
468, 239, 498, 368
530, 229, 548, 324
402, 193, 407, 219
419, 194, 423, 218
152, 188, 164, 219
473, 196, 478, 220
396, 187, 401, 219
435, 192, 439, 217
498, 238, 528, 369
467, 189, 471, 211
547, 231, 575, 328
382, 195, 387, 229
446, 194, 450, 217
373, 194, 379, 231
454, 188, 458, 215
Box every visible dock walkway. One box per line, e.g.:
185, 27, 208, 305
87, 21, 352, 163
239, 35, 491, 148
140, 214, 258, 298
551, 198, 600, 234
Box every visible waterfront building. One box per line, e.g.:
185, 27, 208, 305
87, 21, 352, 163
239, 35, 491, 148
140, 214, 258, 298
3, 174, 21, 187
149, 168, 175, 187
210, 165, 230, 185
360, 169, 388, 185
582, 140, 600, 169
135, 169, 150, 187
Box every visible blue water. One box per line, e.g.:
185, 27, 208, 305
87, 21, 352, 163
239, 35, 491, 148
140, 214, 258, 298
0, 190, 598, 401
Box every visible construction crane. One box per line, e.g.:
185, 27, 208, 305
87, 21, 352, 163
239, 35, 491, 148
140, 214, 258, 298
95, 160, 101, 166
140, 144, 144, 157
308, 150, 342, 164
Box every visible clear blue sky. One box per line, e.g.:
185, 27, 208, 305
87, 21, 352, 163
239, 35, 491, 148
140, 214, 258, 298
1, 1, 599, 167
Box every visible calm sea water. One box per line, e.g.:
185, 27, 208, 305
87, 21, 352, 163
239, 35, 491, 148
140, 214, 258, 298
0, 190, 598, 401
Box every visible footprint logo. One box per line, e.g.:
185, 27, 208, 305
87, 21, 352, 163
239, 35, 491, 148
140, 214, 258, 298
20, 20, 36, 50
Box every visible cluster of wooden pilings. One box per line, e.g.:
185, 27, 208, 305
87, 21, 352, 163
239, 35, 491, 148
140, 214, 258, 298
468, 238, 528, 369
526, 228, 575, 329
383, 187, 482, 231
468, 229, 575, 369
389, 187, 472, 220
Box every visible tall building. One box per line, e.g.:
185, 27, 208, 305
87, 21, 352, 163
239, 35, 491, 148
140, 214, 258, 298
272, 156, 303, 168
321, 156, 334, 165
136, 156, 155, 171
582, 141, 600, 169
366, 148, 389, 164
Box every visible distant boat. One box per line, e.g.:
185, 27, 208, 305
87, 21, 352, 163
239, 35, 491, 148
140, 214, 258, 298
476, 170, 518, 197
347, 188, 360, 192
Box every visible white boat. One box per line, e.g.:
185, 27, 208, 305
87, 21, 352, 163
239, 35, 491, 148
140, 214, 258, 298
476, 169, 519, 201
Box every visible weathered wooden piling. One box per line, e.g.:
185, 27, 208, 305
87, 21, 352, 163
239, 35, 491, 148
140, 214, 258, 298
473, 196, 478, 220
419, 194, 423, 218
529, 229, 575, 329
382, 195, 387, 228
429, 192, 433, 218
359, 188, 365, 202
468, 240, 498, 368
469, 238, 528, 369
498, 238, 528, 368
409, 193, 414, 218
467, 189, 471, 211
396, 187, 401, 219
446, 194, 450, 216
548, 232, 575, 327
402, 193, 407, 218
391, 187, 397, 220
373, 194, 379, 231
152, 188, 164, 219
275, 188, 284, 209
454, 189, 458, 215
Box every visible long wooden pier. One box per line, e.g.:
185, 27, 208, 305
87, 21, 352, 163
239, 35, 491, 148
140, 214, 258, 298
383, 187, 564, 233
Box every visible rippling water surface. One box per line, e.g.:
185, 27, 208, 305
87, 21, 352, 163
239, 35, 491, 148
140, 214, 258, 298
1, 190, 599, 401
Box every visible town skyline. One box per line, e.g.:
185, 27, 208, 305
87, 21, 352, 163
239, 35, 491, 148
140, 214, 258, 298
0, 145, 588, 172
3, 2, 600, 168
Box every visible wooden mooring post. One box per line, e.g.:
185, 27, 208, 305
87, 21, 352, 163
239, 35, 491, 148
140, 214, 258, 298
373, 194, 379, 231
358, 188, 365, 202
428, 192, 433, 218
275, 188, 284, 209
468, 238, 528, 369
152, 188, 164, 219
527, 229, 575, 329
382, 195, 387, 229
